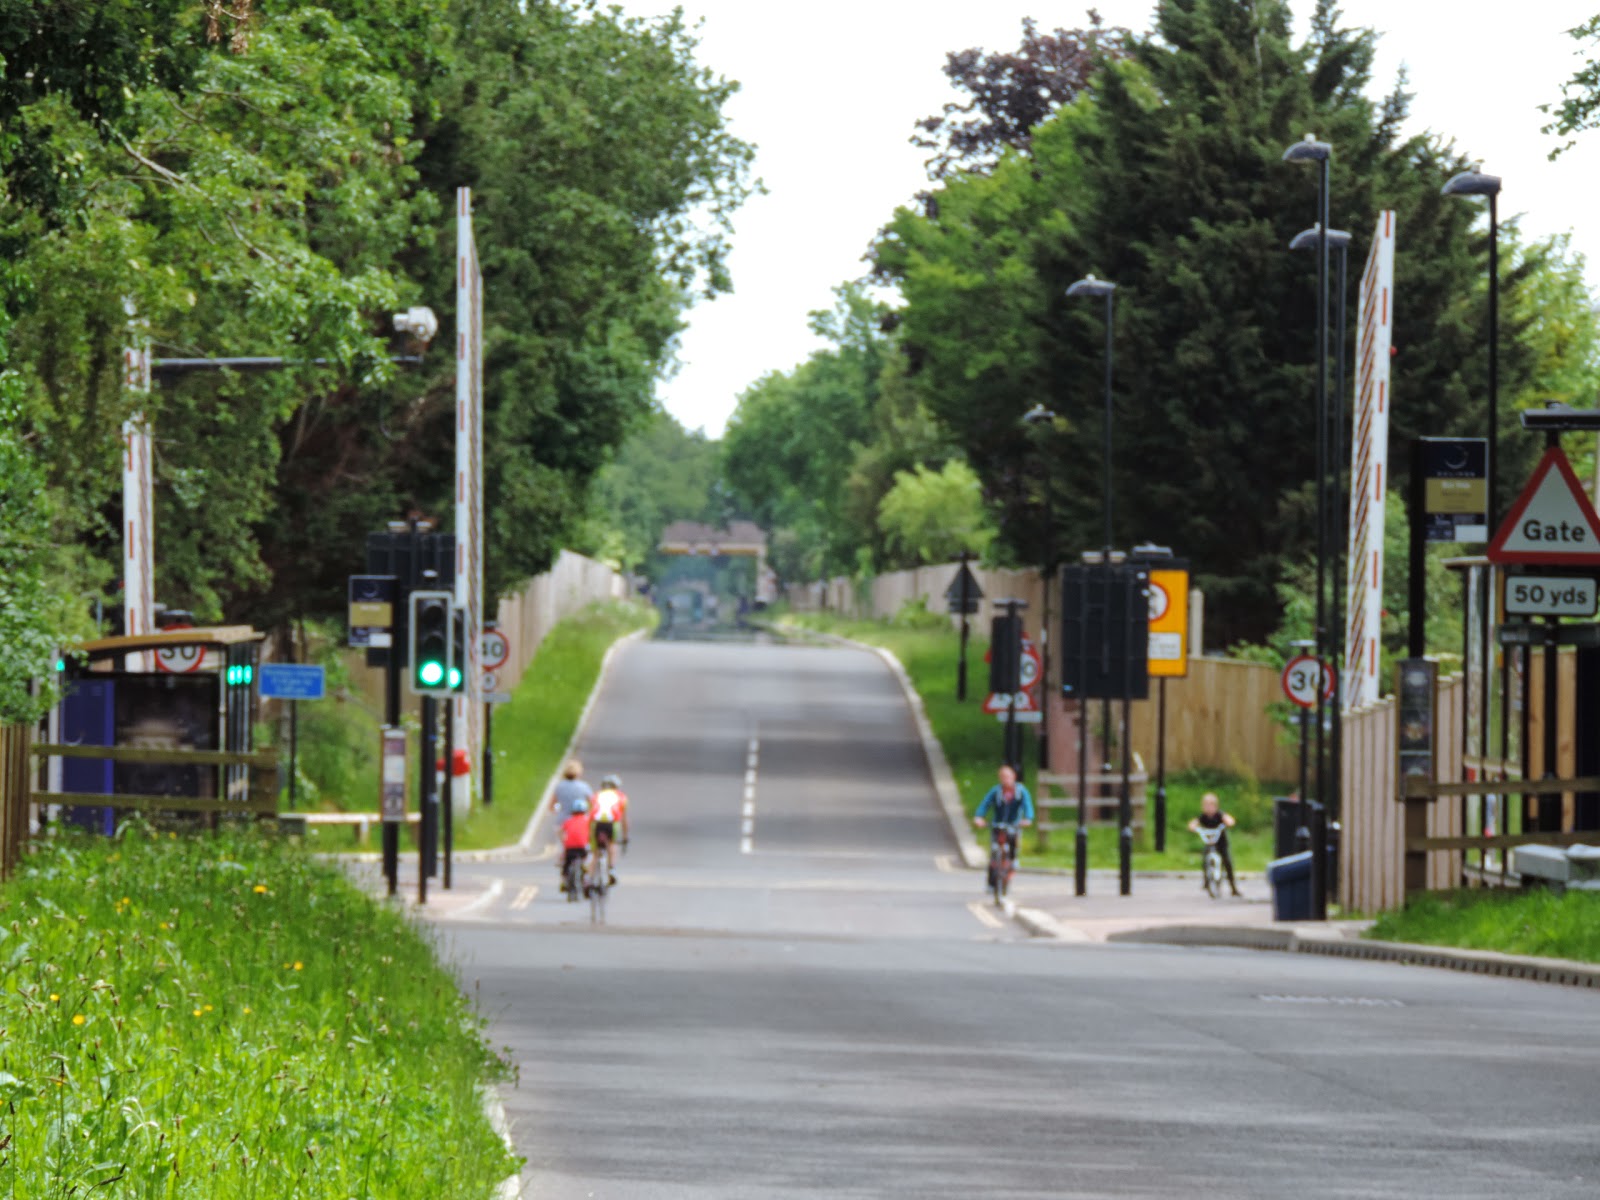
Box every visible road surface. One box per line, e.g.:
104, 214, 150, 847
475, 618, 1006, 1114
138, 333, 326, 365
440, 632, 1600, 1199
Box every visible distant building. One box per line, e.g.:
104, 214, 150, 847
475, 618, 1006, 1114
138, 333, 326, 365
657, 521, 774, 602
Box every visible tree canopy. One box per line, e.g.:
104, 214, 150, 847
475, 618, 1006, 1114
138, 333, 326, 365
0, 0, 753, 717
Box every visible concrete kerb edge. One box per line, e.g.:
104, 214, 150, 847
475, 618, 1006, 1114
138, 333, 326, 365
482, 1087, 523, 1199
1101, 923, 1600, 989
785, 623, 985, 870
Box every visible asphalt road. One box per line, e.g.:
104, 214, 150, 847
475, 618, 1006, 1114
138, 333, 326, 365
442, 632, 1600, 1199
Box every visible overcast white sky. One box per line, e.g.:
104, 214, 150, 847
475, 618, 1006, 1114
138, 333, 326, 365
615, 1, 1600, 436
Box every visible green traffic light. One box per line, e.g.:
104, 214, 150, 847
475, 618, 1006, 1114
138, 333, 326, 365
448, 665, 462, 690
54, 658, 66, 673
418, 660, 446, 687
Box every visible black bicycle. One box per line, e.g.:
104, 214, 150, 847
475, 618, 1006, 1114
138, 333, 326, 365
563, 850, 586, 904
986, 826, 1019, 906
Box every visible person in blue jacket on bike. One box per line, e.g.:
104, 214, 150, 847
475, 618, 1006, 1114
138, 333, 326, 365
973, 763, 1034, 884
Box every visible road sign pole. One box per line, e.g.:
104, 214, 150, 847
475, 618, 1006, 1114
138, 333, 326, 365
418, 695, 435, 902
1119, 579, 1133, 897
957, 551, 972, 702
1154, 678, 1168, 853
289, 700, 298, 812
483, 702, 494, 808
383, 606, 402, 898
1075, 695, 1088, 897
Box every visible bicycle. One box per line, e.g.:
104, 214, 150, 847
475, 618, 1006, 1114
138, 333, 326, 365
986, 826, 1019, 906
585, 850, 608, 924
1198, 826, 1227, 900
563, 849, 587, 904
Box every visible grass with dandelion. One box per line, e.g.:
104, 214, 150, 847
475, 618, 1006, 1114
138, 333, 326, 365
0, 824, 517, 1197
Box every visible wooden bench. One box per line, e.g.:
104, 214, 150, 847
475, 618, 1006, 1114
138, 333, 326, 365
280, 811, 421, 846
1034, 756, 1147, 851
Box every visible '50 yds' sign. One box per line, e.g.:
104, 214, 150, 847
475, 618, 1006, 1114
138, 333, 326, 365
1504, 575, 1597, 618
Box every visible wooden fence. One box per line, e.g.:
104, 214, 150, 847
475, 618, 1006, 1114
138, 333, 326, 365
1342, 675, 1466, 913
0, 724, 30, 881
1126, 658, 1300, 783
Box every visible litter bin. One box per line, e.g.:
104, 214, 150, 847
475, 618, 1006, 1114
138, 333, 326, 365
1267, 851, 1314, 922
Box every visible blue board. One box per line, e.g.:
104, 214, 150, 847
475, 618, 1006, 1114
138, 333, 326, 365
259, 663, 326, 701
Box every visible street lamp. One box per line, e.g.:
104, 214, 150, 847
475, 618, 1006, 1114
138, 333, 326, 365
1068, 273, 1131, 892
1442, 166, 1505, 834
1282, 133, 1333, 921
1290, 224, 1351, 849
1022, 404, 1059, 772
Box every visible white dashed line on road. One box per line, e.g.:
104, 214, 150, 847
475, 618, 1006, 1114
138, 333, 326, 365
742, 735, 759, 855
966, 900, 1005, 930
509, 885, 538, 911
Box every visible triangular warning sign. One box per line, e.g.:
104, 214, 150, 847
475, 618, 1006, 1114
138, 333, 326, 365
1487, 447, 1600, 565
943, 563, 984, 602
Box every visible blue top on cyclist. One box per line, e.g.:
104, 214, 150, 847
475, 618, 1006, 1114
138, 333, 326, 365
973, 764, 1034, 833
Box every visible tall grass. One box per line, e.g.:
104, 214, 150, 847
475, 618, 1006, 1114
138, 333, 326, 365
454, 600, 654, 850
0, 826, 517, 1197
785, 609, 1283, 871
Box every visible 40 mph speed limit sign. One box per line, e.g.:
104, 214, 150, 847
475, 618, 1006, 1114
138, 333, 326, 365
1281, 654, 1335, 710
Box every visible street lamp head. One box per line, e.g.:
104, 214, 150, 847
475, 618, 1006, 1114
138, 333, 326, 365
1288, 224, 1351, 252
1066, 273, 1116, 298
1021, 403, 1058, 426
1282, 133, 1332, 163
1441, 166, 1501, 198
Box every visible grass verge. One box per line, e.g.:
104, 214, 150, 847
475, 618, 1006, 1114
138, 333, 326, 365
1368, 888, 1600, 962
783, 609, 1283, 872
0, 826, 516, 1197
453, 600, 654, 851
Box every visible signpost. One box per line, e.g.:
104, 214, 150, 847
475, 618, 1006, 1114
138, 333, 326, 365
479, 625, 510, 808
259, 663, 327, 814
1137, 550, 1189, 851
945, 553, 983, 701
1281, 654, 1335, 709
1485, 446, 1600, 566
1504, 576, 1598, 618
348, 575, 396, 648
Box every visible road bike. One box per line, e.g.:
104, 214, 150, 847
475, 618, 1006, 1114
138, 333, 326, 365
1198, 826, 1227, 899
986, 826, 1019, 906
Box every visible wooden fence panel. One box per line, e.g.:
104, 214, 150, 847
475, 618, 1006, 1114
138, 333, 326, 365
0, 723, 32, 882
1127, 658, 1299, 784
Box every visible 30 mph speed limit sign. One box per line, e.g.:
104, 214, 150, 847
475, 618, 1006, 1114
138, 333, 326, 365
1281, 654, 1335, 709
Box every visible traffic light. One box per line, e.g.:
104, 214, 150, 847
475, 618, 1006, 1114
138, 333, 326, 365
225, 662, 254, 687
449, 607, 465, 692
408, 590, 454, 696
989, 612, 1022, 693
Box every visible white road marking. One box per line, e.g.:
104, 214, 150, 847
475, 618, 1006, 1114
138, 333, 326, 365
934, 854, 958, 874
741, 735, 759, 854
509, 884, 538, 911
966, 900, 1005, 930
453, 878, 506, 920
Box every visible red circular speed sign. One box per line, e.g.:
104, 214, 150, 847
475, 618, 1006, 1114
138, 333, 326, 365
1281, 654, 1335, 709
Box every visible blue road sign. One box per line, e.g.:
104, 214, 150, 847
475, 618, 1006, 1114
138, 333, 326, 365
259, 663, 326, 701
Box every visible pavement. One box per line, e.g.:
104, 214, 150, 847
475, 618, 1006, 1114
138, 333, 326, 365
377, 628, 1600, 1198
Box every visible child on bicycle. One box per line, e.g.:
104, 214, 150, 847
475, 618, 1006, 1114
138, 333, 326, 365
973, 763, 1034, 888
1187, 791, 1240, 896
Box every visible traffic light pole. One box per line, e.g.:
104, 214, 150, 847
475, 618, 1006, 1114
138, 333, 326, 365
382, 617, 402, 897
418, 695, 436, 902
442, 698, 455, 890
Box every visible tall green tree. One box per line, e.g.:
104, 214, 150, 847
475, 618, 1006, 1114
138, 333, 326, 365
722, 285, 887, 576
877, 0, 1575, 646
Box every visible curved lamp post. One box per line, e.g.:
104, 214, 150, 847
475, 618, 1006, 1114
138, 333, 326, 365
1022, 403, 1059, 774
1283, 134, 1333, 921
1067, 273, 1134, 894
1442, 165, 1505, 839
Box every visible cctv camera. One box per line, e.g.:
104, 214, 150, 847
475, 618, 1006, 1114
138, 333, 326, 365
392, 306, 439, 345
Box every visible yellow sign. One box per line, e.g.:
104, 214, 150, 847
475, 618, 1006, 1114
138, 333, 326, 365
349, 600, 392, 628
1147, 568, 1189, 678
